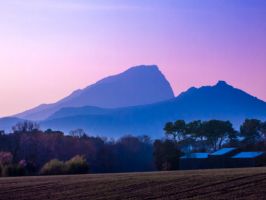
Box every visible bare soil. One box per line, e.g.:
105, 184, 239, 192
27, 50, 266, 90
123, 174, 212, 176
0, 167, 266, 200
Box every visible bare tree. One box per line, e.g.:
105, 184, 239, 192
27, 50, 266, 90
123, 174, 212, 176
12, 121, 40, 133
69, 129, 86, 138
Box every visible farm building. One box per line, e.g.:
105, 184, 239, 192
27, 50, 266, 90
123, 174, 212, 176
207, 147, 240, 169
179, 148, 266, 170
179, 153, 209, 170
209, 147, 239, 158
230, 152, 266, 168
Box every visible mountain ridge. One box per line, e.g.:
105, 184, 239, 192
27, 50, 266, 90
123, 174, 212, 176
1, 66, 266, 138
40, 80, 266, 137
14, 65, 175, 120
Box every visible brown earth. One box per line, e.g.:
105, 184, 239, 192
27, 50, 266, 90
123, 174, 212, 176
0, 167, 266, 200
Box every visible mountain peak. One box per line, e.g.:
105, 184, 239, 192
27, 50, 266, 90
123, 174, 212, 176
15, 65, 174, 120
123, 65, 159, 74
215, 80, 231, 87
127, 64, 158, 70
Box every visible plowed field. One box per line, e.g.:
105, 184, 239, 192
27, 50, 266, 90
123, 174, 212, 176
1, 167, 266, 200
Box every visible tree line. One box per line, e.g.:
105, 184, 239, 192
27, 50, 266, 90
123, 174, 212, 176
0, 118, 265, 176
153, 119, 266, 170
0, 121, 154, 176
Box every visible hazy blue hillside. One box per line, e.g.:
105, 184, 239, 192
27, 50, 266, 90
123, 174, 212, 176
14, 65, 174, 121
0, 117, 23, 132
42, 81, 266, 138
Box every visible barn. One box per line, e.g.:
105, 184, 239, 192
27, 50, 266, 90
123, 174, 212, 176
179, 153, 209, 170
230, 152, 266, 168
207, 148, 240, 168
179, 148, 266, 170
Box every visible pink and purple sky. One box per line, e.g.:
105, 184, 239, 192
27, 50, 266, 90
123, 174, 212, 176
0, 0, 265, 117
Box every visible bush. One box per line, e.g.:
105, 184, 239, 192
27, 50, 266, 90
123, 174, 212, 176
40, 159, 66, 175
1, 165, 26, 177
0, 152, 13, 166
40, 156, 89, 176
65, 155, 89, 174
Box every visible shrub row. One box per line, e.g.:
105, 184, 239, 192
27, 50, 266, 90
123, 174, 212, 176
40, 155, 89, 175
0, 164, 26, 177
0, 151, 89, 177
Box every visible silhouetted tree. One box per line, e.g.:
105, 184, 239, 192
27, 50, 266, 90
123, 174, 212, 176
202, 120, 236, 150
240, 119, 262, 145
186, 120, 204, 141
164, 122, 175, 138
12, 121, 40, 133
164, 120, 186, 142
165, 119, 238, 152
153, 139, 182, 171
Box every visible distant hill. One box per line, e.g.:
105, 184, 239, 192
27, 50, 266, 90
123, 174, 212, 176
14, 65, 174, 120
0, 117, 23, 132
41, 81, 266, 138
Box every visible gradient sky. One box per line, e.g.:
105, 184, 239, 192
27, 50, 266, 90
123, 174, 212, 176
0, 0, 266, 117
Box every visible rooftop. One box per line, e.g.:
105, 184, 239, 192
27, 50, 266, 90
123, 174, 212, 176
211, 148, 236, 156
232, 152, 264, 158
181, 153, 209, 159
